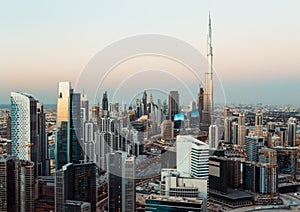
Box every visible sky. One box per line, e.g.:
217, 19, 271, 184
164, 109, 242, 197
0, 0, 299, 105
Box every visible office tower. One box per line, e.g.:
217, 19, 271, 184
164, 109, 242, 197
197, 86, 204, 129
83, 122, 96, 163
142, 90, 147, 115
257, 163, 278, 195
238, 113, 246, 146
36, 102, 50, 176
209, 157, 227, 193
95, 92, 116, 170
146, 195, 204, 212
272, 146, 297, 178
255, 112, 263, 136
279, 127, 288, 146
70, 92, 83, 164
232, 122, 238, 145
224, 106, 231, 120
224, 117, 232, 143
287, 117, 297, 147
102, 91, 108, 113
81, 93, 89, 122
259, 148, 277, 165
55, 162, 96, 212
176, 135, 209, 178
11, 92, 48, 176
55, 82, 83, 170
55, 82, 71, 170
130, 121, 145, 157
19, 160, 35, 212
227, 159, 241, 188
107, 151, 136, 212
202, 13, 214, 132
160, 120, 174, 140
168, 91, 179, 121
209, 124, 219, 148
6, 113, 11, 140
243, 161, 278, 195
0, 155, 16, 212
245, 136, 264, 162
91, 105, 100, 128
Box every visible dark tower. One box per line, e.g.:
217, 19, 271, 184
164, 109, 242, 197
168, 91, 179, 121
198, 86, 204, 128
142, 90, 147, 115
102, 91, 109, 117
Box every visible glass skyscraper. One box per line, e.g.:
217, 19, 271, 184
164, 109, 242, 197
55, 82, 83, 170
11, 92, 48, 176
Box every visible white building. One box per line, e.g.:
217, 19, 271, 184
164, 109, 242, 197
176, 135, 209, 178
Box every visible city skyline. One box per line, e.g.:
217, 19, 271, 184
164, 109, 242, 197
0, 1, 299, 104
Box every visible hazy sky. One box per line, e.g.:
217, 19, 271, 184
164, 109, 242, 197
0, 0, 299, 105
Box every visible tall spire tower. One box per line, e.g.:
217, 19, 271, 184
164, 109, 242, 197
201, 12, 214, 132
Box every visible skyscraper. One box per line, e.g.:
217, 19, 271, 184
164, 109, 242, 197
209, 125, 219, 148
198, 86, 204, 128
287, 117, 297, 147
201, 13, 214, 132
245, 136, 264, 162
255, 112, 263, 137
142, 90, 147, 115
107, 151, 136, 212
55, 82, 71, 170
168, 91, 179, 121
55, 162, 96, 212
176, 135, 209, 178
55, 82, 83, 170
11, 92, 48, 176
238, 113, 246, 146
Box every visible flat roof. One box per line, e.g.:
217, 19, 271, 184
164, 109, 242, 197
210, 188, 252, 200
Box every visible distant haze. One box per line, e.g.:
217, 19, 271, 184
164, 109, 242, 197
0, 0, 299, 105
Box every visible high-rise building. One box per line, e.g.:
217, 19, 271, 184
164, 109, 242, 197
55, 162, 96, 212
55, 82, 83, 170
83, 122, 96, 163
287, 117, 297, 147
176, 135, 209, 178
168, 91, 179, 121
0, 155, 16, 212
0, 156, 36, 212
224, 117, 238, 144
142, 90, 147, 115
160, 120, 174, 140
255, 112, 263, 137
259, 148, 277, 165
245, 136, 264, 162
107, 151, 136, 212
95, 92, 117, 170
209, 125, 219, 148
6, 113, 11, 140
242, 161, 278, 195
238, 113, 246, 146
81, 93, 89, 122
55, 82, 71, 170
11, 92, 48, 176
232, 122, 239, 145
201, 13, 214, 132
272, 146, 298, 178
198, 87, 204, 127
